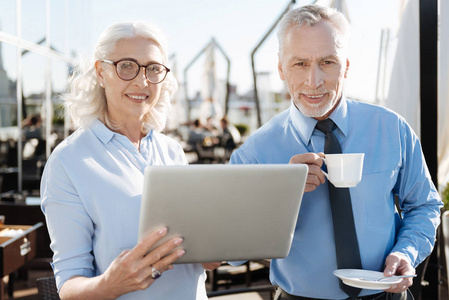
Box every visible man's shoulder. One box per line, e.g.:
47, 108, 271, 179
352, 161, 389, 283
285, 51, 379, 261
246, 110, 289, 143
232, 110, 291, 162
347, 99, 405, 121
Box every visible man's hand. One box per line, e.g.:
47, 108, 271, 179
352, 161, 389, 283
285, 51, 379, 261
382, 252, 415, 294
289, 152, 326, 192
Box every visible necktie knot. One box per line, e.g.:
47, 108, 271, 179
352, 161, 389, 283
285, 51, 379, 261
315, 119, 336, 134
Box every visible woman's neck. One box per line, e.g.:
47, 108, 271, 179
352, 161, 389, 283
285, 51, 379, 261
108, 118, 144, 151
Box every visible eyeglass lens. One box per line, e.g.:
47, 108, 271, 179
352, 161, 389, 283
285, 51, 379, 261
116, 60, 168, 83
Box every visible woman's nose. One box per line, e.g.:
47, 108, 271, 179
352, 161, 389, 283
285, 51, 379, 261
134, 67, 149, 88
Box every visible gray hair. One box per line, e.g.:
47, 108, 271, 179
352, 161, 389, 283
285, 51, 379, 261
277, 5, 350, 58
64, 21, 177, 133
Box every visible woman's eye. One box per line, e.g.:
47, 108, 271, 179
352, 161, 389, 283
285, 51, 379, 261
120, 63, 134, 69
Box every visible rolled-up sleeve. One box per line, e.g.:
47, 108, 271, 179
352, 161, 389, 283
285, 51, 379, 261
392, 119, 443, 267
41, 154, 95, 291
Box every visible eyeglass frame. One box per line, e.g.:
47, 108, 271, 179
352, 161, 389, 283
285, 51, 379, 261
102, 58, 170, 84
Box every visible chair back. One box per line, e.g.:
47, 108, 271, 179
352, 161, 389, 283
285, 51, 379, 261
37, 276, 60, 300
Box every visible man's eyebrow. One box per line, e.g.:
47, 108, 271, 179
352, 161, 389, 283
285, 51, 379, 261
321, 55, 340, 61
288, 56, 310, 62
287, 55, 340, 62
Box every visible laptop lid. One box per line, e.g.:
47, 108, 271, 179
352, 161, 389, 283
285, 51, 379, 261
138, 164, 308, 264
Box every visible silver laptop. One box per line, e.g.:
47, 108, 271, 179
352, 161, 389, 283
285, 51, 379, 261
138, 164, 308, 264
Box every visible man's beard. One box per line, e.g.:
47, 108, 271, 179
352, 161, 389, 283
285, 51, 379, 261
292, 91, 338, 118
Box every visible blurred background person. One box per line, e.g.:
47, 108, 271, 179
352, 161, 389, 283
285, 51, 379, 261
22, 113, 43, 141
22, 113, 46, 160
218, 116, 240, 152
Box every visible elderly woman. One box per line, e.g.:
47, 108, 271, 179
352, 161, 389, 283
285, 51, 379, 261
41, 22, 217, 299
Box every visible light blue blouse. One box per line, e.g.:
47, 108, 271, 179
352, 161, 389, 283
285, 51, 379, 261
230, 98, 442, 299
41, 120, 207, 300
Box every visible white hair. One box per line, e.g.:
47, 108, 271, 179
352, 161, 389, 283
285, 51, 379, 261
277, 5, 350, 59
64, 21, 177, 133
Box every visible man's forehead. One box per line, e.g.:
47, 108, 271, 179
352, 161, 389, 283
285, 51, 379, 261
281, 22, 345, 61
285, 22, 336, 44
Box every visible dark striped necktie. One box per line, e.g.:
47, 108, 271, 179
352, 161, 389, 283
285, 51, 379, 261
315, 119, 362, 299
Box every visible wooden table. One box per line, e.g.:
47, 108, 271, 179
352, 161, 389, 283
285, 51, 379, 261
0, 200, 51, 258
0, 222, 42, 300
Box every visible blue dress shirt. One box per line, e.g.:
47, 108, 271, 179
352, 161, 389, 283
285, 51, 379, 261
41, 120, 207, 300
230, 98, 442, 299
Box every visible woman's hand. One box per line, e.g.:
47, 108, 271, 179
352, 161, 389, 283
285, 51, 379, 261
102, 227, 185, 298
60, 227, 185, 299
289, 152, 325, 192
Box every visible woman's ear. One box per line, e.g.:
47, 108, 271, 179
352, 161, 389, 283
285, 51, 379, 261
95, 60, 105, 86
344, 58, 350, 78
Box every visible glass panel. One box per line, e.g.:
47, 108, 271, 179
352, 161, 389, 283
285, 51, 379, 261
50, 0, 66, 56
0, 1, 17, 36
21, 52, 45, 194
22, 0, 46, 44
0, 42, 18, 170
0, 42, 18, 128
51, 59, 68, 148
67, 0, 93, 58
22, 52, 45, 149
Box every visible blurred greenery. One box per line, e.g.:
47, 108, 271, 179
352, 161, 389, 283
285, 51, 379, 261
234, 123, 249, 136
442, 181, 449, 211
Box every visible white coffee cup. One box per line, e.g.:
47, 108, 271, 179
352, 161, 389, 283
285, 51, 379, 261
322, 153, 364, 188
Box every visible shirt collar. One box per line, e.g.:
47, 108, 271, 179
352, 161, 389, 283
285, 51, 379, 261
329, 95, 349, 137
289, 95, 349, 144
91, 119, 114, 144
289, 102, 317, 144
90, 119, 154, 144
328, 95, 349, 137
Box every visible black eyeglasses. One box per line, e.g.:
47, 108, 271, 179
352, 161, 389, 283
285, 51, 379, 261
102, 59, 170, 84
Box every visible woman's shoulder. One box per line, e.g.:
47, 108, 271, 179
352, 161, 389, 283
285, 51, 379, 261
151, 131, 187, 164
152, 131, 183, 149
49, 128, 93, 159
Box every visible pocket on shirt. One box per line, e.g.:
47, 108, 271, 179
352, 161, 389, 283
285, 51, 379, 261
358, 171, 397, 226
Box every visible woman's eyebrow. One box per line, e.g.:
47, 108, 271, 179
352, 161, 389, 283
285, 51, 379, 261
114, 57, 163, 65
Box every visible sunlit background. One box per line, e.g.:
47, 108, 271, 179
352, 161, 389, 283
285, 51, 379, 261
1, 2, 449, 299
0, 0, 448, 191
0, 0, 401, 128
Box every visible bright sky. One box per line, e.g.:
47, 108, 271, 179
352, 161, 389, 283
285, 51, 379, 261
0, 0, 401, 102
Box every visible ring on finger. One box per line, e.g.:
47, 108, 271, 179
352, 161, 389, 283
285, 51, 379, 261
151, 267, 162, 280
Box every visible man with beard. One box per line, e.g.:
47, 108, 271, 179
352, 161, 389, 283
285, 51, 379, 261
229, 4, 442, 300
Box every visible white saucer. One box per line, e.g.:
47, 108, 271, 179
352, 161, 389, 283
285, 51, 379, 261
333, 269, 402, 290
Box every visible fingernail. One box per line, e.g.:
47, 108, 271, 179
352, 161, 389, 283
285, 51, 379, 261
177, 250, 186, 257
174, 237, 183, 245
159, 227, 168, 235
